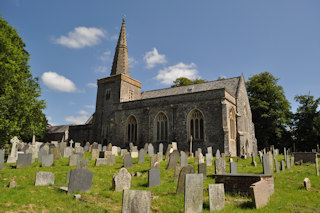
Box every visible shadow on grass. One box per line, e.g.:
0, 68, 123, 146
239, 201, 254, 209
137, 182, 148, 187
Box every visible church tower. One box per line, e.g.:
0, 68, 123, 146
94, 18, 141, 144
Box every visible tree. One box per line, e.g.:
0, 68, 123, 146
171, 77, 206, 88
0, 16, 47, 147
293, 94, 320, 151
246, 72, 292, 150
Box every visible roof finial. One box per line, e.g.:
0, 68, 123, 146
122, 14, 126, 23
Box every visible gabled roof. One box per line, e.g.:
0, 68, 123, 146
46, 125, 69, 133
141, 77, 241, 100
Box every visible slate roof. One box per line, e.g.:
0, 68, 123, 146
141, 77, 241, 100
46, 125, 69, 133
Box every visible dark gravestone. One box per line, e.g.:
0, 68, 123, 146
42, 154, 54, 167
281, 160, 286, 171
167, 150, 179, 169
138, 149, 145, 163
230, 162, 237, 174
16, 153, 32, 168
77, 159, 88, 169
122, 190, 151, 213
99, 151, 105, 158
68, 169, 93, 194
180, 151, 188, 167
198, 163, 207, 179
274, 158, 280, 173
124, 154, 133, 168
184, 174, 203, 213
263, 154, 271, 174
209, 184, 225, 211
215, 158, 226, 174
174, 165, 182, 181
69, 154, 80, 166
148, 169, 160, 187
176, 165, 195, 194
0, 150, 4, 169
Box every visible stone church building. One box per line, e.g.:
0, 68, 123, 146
46, 19, 258, 157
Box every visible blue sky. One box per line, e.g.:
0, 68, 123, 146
1, 0, 320, 125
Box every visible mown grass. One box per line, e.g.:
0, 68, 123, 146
0, 153, 319, 212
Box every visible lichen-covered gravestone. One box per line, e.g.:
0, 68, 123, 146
91, 149, 99, 160
124, 154, 133, 168
166, 150, 179, 169
16, 153, 32, 168
68, 169, 93, 194
184, 174, 203, 213
50, 147, 62, 160
122, 190, 151, 213
198, 163, 207, 179
148, 169, 160, 187
112, 167, 131, 191
35, 172, 54, 186
69, 154, 81, 166
77, 159, 88, 169
176, 165, 195, 194
42, 154, 54, 167
206, 153, 212, 166
215, 158, 226, 174
209, 184, 225, 211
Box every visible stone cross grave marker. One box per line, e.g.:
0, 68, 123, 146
166, 150, 179, 169
184, 174, 203, 213
112, 167, 131, 191
7, 136, 19, 163
35, 172, 54, 186
122, 190, 151, 213
148, 169, 160, 187
209, 184, 225, 211
68, 169, 93, 194
176, 165, 195, 194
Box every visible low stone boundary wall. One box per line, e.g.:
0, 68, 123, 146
214, 174, 274, 195
293, 152, 317, 163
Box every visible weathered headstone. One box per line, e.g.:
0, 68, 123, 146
206, 153, 213, 166
250, 180, 271, 209
166, 150, 179, 169
165, 144, 173, 161
184, 174, 203, 213
207, 147, 213, 155
102, 146, 107, 151
274, 158, 280, 173
124, 154, 133, 168
230, 162, 237, 174
180, 151, 188, 167
198, 153, 204, 164
96, 155, 115, 166
106, 143, 112, 151
194, 150, 200, 164
7, 136, 19, 163
148, 169, 160, 187
281, 160, 286, 171
50, 147, 62, 160
263, 154, 271, 174
68, 169, 93, 194
176, 165, 195, 194
150, 154, 160, 169
112, 146, 118, 156
75, 146, 83, 154
121, 149, 128, 157
138, 149, 145, 163
172, 142, 178, 150
77, 159, 88, 169
98, 144, 102, 151
16, 153, 32, 168
144, 143, 149, 152
215, 149, 221, 159
215, 158, 226, 174
208, 184, 225, 211
74, 142, 81, 148
122, 190, 151, 213
42, 154, 54, 167
0, 150, 4, 169
91, 149, 99, 160
104, 151, 112, 157
304, 178, 311, 190
198, 163, 207, 179
84, 142, 90, 152
112, 167, 131, 191
69, 154, 81, 166
174, 165, 182, 181
129, 142, 134, 152
286, 156, 291, 168
316, 157, 319, 176
284, 147, 287, 160
131, 146, 138, 158
251, 155, 257, 167
159, 143, 163, 155
148, 144, 154, 157
291, 156, 295, 167
35, 172, 54, 186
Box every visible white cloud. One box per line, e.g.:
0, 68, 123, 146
87, 82, 97, 88
65, 115, 88, 125
47, 116, 52, 121
100, 50, 111, 62
143, 48, 167, 69
85, 105, 95, 109
42, 71, 77, 92
94, 65, 108, 73
129, 57, 138, 68
78, 110, 88, 115
155, 62, 199, 85
54, 27, 106, 49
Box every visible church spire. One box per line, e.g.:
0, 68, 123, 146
110, 18, 130, 76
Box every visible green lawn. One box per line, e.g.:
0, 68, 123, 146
0, 153, 319, 212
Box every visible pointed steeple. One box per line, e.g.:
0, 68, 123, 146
110, 18, 130, 76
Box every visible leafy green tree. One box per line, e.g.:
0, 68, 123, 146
293, 94, 320, 151
246, 72, 292, 150
171, 77, 206, 88
0, 16, 47, 147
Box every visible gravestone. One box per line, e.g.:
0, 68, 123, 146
38, 148, 48, 163
106, 143, 112, 151
274, 158, 280, 173
281, 160, 286, 171
96, 155, 115, 166
286, 156, 291, 168
159, 143, 163, 155
284, 147, 287, 160
216, 149, 221, 159
35, 172, 54, 186
148, 169, 160, 187
22, 144, 30, 153
144, 143, 149, 152
131, 146, 138, 158
250, 180, 271, 209
206, 153, 213, 166
7, 136, 19, 163
104, 151, 112, 157
124, 154, 133, 168
208, 184, 225, 211
69, 140, 74, 148
112, 146, 118, 156
91, 149, 99, 160
0, 150, 4, 169
176, 165, 195, 194
122, 190, 151, 213
112, 167, 131, 191
68, 169, 93, 194
263, 154, 271, 174
69, 154, 81, 166
150, 154, 160, 169
75, 146, 84, 155
50, 147, 62, 160
230, 162, 237, 174
165, 144, 173, 161
91, 142, 98, 150
166, 150, 179, 169
121, 149, 128, 157
74, 142, 81, 148
251, 155, 257, 167
42, 154, 54, 167
180, 151, 188, 167
174, 165, 182, 181
207, 147, 213, 155
215, 158, 226, 174
316, 157, 319, 176
198, 163, 207, 179
148, 144, 154, 157
291, 156, 295, 167
84, 142, 90, 152
77, 159, 88, 169
16, 153, 32, 168
129, 142, 134, 152
102, 146, 107, 151
138, 149, 146, 163
198, 153, 204, 164
304, 178, 311, 190
172, 142, 178, 150
194, 150, 200, 164
98, 144, 102, 151
184, 174, 203, 213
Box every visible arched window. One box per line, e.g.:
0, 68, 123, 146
155, 112, 168, 141
188, 109, 204, 140
127, 116, 137, 143
229, 108, 236, 140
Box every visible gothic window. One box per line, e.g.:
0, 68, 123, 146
127, 116, 137, 142
105, 89, 111, 100
188, 109, 204, 140
155, 112, 168, 141
229, 108, 236, 141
